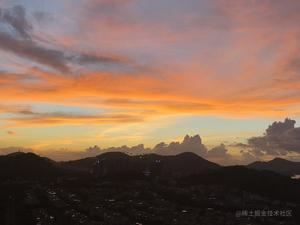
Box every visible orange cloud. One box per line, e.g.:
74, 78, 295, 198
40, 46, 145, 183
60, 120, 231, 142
1, 66, 300, 129
2, 0, 300, 128
7, 113, 145, 127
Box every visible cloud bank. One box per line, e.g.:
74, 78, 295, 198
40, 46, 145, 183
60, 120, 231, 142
247, 118, 300, 156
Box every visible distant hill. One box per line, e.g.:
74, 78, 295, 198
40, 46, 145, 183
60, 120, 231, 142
2, 152, 300, 204
136, 152, 220, 176
247, 157, 300, 176
0, 152, 64, 179
183, 165, 300, 203
63, 151, 221, 177
63, 151, 130, 169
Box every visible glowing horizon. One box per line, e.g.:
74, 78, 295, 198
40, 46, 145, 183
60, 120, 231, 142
1, 0, 300, 163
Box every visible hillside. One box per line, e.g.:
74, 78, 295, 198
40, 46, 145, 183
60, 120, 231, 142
248, 157, 300, 176
0, 152, 62, 179
63, 151, 221, 177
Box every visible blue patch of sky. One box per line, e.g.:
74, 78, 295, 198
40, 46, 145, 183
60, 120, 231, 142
30, 103, 106, 115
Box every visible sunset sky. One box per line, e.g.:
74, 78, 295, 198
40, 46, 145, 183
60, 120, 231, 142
1, 0, 300, 162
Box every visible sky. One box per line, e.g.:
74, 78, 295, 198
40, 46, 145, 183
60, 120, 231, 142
1, 0, 300, 163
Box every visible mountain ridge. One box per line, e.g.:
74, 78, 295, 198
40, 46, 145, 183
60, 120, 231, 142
63, 151, 221, 177
247, 157, 300, 176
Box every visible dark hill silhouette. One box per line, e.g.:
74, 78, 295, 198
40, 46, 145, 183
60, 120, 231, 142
65, 152, 300, 203
247, 157, 300, 176
1, 152, 300, 204
0, 152, 77, 179
136, 152, 220, 176
184, 165, 300, 203
63, 151, 130, 170
63, 151, 220, 177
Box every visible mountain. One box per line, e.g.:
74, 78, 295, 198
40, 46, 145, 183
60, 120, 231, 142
63, 151, 221, 177
0, 152, 63, 179
183, 165, 300, 203
136, 152, 220, 176
247, 157, 300, 176
63, 151, 130, 169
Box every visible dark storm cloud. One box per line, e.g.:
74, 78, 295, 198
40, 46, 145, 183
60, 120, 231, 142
0, 31, 127, 73
153, 135, 208, 156
73, 53, 126, 66
0, 5, 32, 39
205, 143, 258, 165
0, 5, 70, 72
0, 31, 128, 73
0, 32, 70, 72
32, 11, 53, 24
286, 55, 300, 74
0, 5, 130, 73
247, 118, 300, 156
207, 143, 228, 157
